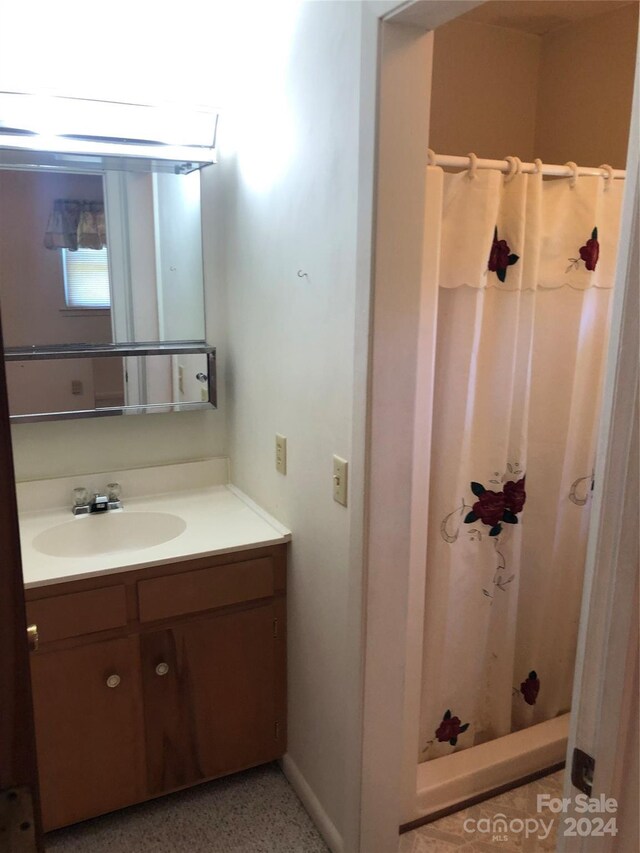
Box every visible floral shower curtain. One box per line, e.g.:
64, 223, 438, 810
419, 166, 624, 760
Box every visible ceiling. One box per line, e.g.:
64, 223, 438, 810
459, 0, 636, 35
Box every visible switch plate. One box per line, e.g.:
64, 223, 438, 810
333, 456, 348, 506
275, 434, 287, 475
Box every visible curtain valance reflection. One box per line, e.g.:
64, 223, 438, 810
43, 199, 106, 251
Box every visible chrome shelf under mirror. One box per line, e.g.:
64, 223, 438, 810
4, 340, 214, 360
4, 342, 216, 423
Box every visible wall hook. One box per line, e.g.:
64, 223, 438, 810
297, 270, 309, 280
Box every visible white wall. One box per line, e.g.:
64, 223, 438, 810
10, 408, 225, 481
208, 1, 366, 845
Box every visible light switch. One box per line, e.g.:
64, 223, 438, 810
276, 434, 287, 475
333, 456, 348, 506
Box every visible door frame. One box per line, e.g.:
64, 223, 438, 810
356, 3, 481, 851
0, 301, 43, 850
356, 3, 640, 852
559, 47, 639, 851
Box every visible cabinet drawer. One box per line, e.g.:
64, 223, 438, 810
137, 557, 274, 623
27, 586, 127, 644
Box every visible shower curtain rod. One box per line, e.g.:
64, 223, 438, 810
428, 153, 626, 179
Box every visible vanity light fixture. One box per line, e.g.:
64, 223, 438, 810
0, 92, 218, 174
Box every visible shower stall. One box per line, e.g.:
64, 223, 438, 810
415, 152, 624, 817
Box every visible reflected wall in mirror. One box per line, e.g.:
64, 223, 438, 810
104, 170, 205, 343
0, 165, 207, 419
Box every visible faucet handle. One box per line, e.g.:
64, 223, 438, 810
72, 487, 91, 514
72, 486, 89, 507
106, 482, 123, 509
106, 483, 121, 502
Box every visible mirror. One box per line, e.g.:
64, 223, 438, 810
0, 165, 211, 419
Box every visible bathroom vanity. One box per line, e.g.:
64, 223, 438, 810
18, 461, 290, 831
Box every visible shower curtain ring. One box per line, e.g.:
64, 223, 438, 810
466, 152, 478, 180
504, 156, 522, 183
427, 148, 437, 167
533, 158, 543, 174
599, 163, 614, 188
565, 161, 579, 188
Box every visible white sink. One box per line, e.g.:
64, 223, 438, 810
32, 511, 187, 558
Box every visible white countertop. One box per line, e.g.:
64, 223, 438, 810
18, 460, 291, 589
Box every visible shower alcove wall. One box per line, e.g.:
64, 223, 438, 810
366, 0, 638, 833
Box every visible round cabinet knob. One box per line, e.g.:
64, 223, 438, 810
106, 674, 121, 689
155, 662, 169, 677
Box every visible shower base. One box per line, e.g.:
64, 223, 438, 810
403, 713, 569, 829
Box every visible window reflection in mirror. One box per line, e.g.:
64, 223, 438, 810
0, 167, 206, 418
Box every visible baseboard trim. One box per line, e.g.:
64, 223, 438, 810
280, 754, 344, 853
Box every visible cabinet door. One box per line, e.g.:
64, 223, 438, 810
141, 602, 284, 794
30, 636, 145, 830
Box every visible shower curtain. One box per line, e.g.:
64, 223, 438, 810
419, 166, 624, 760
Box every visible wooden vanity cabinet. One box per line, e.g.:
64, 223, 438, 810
141, 601, 283, 793
25, 545, 287, 831
30, 636, 146, 830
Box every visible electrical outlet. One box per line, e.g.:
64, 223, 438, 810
276, 434, 287, 475
333, 456, 348, 506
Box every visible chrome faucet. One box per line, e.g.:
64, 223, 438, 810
91, 493, 109, 513
72, 483, 123, 515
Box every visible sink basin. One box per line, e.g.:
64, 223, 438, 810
32, 511, 187, 558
